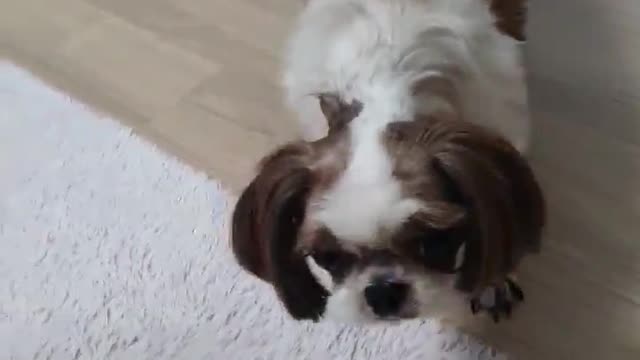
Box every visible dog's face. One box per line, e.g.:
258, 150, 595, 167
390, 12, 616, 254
231, 99, 545, 322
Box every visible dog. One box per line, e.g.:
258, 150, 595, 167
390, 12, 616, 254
231, 0, 545, 324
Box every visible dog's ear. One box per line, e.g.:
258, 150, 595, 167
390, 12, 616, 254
231, 143, 328, 320
318, 93, 362, 134
232, 179, 269, 281
426, 120, 545, 292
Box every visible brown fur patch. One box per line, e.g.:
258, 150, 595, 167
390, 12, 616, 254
318, 93, 363, 134
488, 0, 528, 41
231, 126, 352, 320
382, 115, 545, 292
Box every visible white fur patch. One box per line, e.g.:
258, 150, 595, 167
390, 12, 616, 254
324, 286, 372, 323
305, 255, 335, 290
289, 0, 530, 245
312, 113, 423, 244
284, 0, 531, 152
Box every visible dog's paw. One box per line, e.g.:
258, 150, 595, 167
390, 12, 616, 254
470, 277, 524, 323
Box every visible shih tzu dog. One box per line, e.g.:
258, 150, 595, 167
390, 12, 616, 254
232, 0, 545, 323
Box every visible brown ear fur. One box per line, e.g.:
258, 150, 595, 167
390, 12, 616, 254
318, 93, 362, 134
488, 0, 528, 41
232, 179, 268, 281
231, 143, 329, 320
427, 120, 545, 292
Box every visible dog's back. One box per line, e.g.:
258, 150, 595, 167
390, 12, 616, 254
284, 0, 530, 152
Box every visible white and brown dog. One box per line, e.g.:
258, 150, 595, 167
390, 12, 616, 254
232, 0, 545, 324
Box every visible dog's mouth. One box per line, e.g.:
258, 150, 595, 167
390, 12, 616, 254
374, 313, 415, 321
370, 308, 420, 322
369, 299, 421, 322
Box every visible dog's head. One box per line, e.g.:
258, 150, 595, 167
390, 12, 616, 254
231, 97, 544, 322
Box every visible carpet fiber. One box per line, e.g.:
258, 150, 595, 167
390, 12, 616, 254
0, 61, 505, 360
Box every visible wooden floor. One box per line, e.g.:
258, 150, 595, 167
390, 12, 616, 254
1, 0, 639, 359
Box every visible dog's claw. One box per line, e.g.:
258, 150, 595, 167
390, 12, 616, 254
470, 298, 481, 314
470, 277, 524, 323
506, 278, 525, 302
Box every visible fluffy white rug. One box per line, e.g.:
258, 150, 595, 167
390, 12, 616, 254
0, 61, 506, 360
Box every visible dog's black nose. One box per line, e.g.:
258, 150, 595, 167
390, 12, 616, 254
364, 279, 409, 317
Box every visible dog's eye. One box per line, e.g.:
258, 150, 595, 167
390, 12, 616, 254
310, 250, 355, 276
416, 228, 462, 273
311, 250, 341, 271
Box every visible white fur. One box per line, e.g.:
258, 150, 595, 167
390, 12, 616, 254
320, 263, 467, 322
285, 0, 529, 144
283, 0, 529, 321
312, 114, 424, 244
285, 0, 529, 245
305, 255, 335, 290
